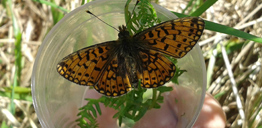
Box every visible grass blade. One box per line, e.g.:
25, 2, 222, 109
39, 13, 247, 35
190, 0, 218, 16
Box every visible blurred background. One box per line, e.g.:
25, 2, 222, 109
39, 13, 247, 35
0, 0, 262, 127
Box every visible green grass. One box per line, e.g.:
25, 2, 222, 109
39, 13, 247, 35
6, 0, 23, 123
2, 0, 31, 127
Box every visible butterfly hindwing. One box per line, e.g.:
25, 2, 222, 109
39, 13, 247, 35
94, 57, 132, 97
136, 50, 176, 88
57, 41, 115, 86
135, 17, 205, 58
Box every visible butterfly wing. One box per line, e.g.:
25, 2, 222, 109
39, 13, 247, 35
134, 17, 205, 58
136, 49, 176, 88
57, 41, 115, 86
57, 41, 132, 97
94, 56, 132, 97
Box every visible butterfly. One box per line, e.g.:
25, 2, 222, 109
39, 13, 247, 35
56, 10, 205, 97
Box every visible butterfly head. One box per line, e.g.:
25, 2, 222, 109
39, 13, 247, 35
118, 25, 130, 39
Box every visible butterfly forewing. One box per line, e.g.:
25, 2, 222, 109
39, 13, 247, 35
135, 17, 205, 58
57, 42, 115, 86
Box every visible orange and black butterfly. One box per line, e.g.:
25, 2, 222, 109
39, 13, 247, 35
57, 9, 205, 97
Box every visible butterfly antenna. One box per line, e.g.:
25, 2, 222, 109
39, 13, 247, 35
126, 0, 140, 26
86, 10, 119, 32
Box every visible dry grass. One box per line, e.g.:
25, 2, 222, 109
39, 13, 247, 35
0, 0, 262, 127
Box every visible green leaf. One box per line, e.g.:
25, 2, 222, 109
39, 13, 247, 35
94, 102, 101, 115
0, 121, 8, 128
0, 90, 32, 102
153, 103, 161, 109
190, 0, 218, 16
182, 0, 194, 14
133, 108, 147, 121
157, 86, 173, 93
118, 115, 123, 127
33, 0, 69, 13
125, 0, 160, 34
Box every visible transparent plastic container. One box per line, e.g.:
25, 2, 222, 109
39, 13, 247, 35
31, 0, 206, 127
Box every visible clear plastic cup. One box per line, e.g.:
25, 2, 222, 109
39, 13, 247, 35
31, 0, 206, 127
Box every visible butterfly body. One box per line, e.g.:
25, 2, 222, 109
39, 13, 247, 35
114, 25, 148, 81
57, 17, 205, 97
